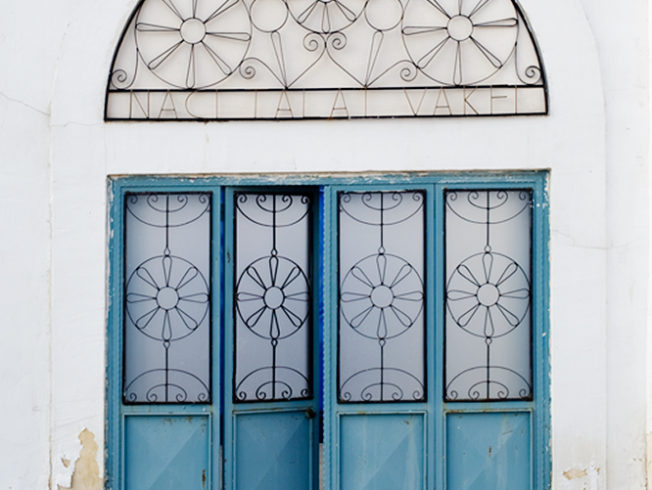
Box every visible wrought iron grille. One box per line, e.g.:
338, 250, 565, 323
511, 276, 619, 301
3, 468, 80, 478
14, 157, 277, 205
338, 191, 425, 403
234, 193, 313, 402
106, 0, 547, 120
445, 189, 532, 401
123, 193, 212, 404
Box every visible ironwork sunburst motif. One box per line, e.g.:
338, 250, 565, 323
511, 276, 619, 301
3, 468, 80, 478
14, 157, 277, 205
338, 191, 425, 403
135, 0, 252, 88
290, 0, 366, 33
402, 0, 519, 85
234, 193, 312, 402
445, 190, 532, 401
107, 0, 547, 119
340, 253, 423, 341
123, 193, 211, 404
447, 251, 529, 339
236, 255, 310, 341
127, 255, 210, 342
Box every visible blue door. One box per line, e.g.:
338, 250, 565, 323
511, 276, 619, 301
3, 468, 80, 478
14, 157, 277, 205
324, 186, 434, 490
322, 183, 549, 490
439, 185, 545, 490
223, 190, 320, 490
107, 175, 549, 490
108, 189, 221, 490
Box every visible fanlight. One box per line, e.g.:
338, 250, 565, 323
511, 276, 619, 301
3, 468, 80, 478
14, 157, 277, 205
105, 0, 547, 120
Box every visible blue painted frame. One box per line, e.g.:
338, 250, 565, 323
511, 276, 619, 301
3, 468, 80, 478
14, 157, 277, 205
106, 172, 550, 490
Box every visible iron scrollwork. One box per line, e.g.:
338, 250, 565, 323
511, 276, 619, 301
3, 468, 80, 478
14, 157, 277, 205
106, 0, 547, 119
124, 193, 211, 404
445, 189, 532, 401
234, 193, 312, 402
339, 191, 425, 403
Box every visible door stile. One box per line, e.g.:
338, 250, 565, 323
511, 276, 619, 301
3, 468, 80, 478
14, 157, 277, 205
434, 182, 446, 490
424, 184, 437, 490
322, 186, 336, 490
532, 178, 551, 490
106, 181, 124, 490
211, 188, 223, 490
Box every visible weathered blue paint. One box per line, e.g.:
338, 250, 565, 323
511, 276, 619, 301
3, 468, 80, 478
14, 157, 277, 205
235, 411, 313, 490
446, 412, 531, 490
340, 414, 425, 490
433, 182, 446, 490
124, 415, 210, 490
106, 173, 550, 490
105, 182, 221, 490
436, 178, 550, 490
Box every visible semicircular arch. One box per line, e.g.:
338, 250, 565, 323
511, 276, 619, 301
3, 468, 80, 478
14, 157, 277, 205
105, 0, 548, 120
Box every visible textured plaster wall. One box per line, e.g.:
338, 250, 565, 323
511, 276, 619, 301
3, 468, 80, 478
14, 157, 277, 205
0, 1, 65, 488
0, 85, 51, 490
580, 0, 650, 488
649, 7, 652, 487
0, 0, 648, 488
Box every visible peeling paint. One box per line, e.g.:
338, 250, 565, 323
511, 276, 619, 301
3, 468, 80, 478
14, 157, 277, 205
648, 432, 652, 486
560, 463, 602, 489
58, 429, 102, 490
61, 458, 70, 468
563, 467, 588, 480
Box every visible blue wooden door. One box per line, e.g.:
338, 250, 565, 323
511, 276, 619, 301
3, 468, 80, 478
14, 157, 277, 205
324, 186, 435, 490
322, 181, 549, 490
107, 175, 549, 490
223, 189, 320, 490
108, 189, 221, 490
439, 185, 545, 490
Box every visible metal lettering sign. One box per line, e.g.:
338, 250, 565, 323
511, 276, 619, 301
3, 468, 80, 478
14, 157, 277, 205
105, 0, 547, 121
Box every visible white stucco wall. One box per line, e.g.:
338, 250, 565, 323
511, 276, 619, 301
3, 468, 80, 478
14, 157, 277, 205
0, 0, 648, 488
582, 0, 650, 488
649, 7, 652, 485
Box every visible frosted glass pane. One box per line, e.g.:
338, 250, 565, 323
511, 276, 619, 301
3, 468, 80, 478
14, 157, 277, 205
445, 190, 532, 401
234, 193, 312, 402
124, 193, 211, 404
339, 191, 425, 403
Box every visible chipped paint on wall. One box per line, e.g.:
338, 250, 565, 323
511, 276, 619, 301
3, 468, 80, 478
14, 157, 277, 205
648, 432, 652, 487
563, 467, 588, 479
560, 463, 601, 490
58, 429, 102, 490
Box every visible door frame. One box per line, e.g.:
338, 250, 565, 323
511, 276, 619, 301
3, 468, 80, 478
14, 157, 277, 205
106, 172, 550, 490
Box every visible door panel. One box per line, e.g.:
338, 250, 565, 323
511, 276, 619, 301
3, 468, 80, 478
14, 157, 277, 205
114, 189, 221, 490
340, 414, 425, 490
235, 411, 314, 490
124, 415, 210, 490
446, 412, 531, 490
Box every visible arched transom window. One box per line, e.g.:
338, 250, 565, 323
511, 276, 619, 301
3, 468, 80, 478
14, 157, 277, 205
105, 0, 547, 120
